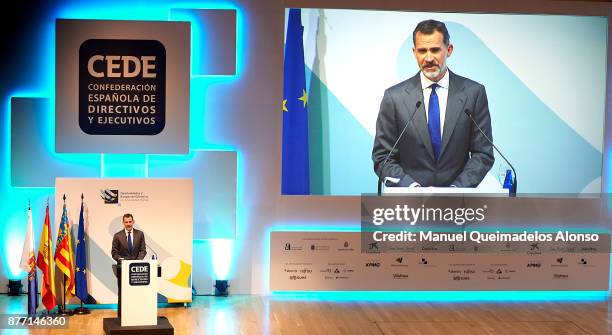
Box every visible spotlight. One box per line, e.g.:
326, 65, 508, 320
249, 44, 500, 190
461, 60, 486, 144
7, 280, 22, 296
214, 280, 229, 297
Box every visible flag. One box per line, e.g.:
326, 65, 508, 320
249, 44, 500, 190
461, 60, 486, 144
54, 204, 75, 300
36, 204, 56, 311
20, 206, 38, 315
281, 8, 310, 195
75, 201, 89, 302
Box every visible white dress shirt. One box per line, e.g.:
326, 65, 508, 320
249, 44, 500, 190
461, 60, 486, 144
124, 228, 133, 247
408, 70, 451, 188
420, 69, 450, 137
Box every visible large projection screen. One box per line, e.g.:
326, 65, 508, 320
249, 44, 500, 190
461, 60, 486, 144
285, 9, 607, 195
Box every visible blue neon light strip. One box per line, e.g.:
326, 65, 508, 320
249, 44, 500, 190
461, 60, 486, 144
271, 290, 608, 302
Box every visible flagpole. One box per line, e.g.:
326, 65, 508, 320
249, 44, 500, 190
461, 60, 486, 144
58, 274, 72, 316
73, 300, 90, 315
28, 200, 33, 315
48, 195, 54, 315
37, 200, 59, 315
58, 195, 73, 316
23, 200, 39, 316
73, 193, 90, 315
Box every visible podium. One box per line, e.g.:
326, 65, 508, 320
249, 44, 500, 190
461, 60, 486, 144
383, 186, 509, 195
383, 173, 509, 195
121, 260, 159, 326
103, 259, 174, 335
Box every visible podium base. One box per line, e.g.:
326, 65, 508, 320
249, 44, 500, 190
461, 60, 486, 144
103, 317, 174, 335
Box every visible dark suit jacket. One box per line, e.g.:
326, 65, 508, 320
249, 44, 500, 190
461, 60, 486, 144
111, 228, 147, 262
372, 71, 494, 187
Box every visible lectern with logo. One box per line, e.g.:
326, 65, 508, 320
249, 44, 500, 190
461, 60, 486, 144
121, 260, 158, 326
103, 259, 174, 335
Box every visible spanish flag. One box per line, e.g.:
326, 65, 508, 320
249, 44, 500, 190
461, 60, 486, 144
36, 204, 57, 311
54, 203, 75, 300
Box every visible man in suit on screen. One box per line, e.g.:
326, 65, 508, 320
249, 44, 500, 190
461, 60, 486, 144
372, 19, 494, 188
111, 213, 147, 262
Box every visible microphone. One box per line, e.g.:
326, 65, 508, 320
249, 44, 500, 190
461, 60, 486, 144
463, 109, 517, 196
377, 101, 422, 196
146, 244, 162, 277
147, 243, 159, 260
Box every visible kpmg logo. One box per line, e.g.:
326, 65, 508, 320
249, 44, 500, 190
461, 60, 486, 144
79, 39, 166, 135
100, 189, 118, 204
526, 261, 541, 268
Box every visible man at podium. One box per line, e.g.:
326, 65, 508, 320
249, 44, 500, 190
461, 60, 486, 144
111, 213, 147, 262
372, 19, 494, 188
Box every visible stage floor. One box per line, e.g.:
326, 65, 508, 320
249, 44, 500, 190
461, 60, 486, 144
0, 295, 611, 334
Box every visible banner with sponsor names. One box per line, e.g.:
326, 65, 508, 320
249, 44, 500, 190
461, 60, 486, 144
270, 231, 609, 291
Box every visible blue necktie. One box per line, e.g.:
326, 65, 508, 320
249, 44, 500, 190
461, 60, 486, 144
127, 231, 133, 253
428, 83, 442, 160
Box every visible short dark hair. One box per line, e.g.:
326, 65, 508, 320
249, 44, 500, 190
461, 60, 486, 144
122, 213, 134, 221
413, 19, 450, 46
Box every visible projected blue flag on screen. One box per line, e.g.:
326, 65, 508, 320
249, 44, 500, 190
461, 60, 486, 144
281, 8, 310, 195
75, 199, 89, 302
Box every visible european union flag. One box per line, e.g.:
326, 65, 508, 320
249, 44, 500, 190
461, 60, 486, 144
75, 200, 89, 302
282, 8, 310, 195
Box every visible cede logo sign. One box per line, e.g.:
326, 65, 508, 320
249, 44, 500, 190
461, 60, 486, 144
130, 265, 149, 272
79, 39, 166, 135
128, 262, 151, 286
